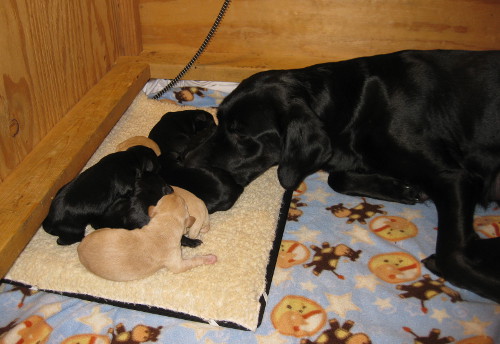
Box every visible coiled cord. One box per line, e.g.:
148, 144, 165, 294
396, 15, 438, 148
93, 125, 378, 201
152, 0, 232, 100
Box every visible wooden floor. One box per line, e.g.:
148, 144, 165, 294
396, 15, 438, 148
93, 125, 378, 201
119, 50, 334, 82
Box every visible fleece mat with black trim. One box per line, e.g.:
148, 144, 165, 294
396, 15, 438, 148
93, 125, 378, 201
4, 92, 291, 331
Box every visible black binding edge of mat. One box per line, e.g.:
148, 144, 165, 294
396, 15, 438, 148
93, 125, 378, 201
256, 187, 293, 328
1, 188, 293, 331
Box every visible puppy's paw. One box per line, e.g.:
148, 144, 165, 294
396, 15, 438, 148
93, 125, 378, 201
202, 254, 217, 265
181, 236, 203, 248
200, 224, 210, 233
56, 237, 81, 246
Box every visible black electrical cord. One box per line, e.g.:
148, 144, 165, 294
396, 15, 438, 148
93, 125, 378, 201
152, 0, 231, 100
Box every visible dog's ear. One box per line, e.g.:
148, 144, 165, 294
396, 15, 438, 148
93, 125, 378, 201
186, 216, 196, 228
278, 103, 332, 190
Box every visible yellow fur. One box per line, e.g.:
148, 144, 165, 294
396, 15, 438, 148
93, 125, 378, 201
77, 194, 216, 281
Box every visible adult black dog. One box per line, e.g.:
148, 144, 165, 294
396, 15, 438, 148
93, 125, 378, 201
185, 50, 500, 302
43, 146, 200, 247
149, 110, 243, 213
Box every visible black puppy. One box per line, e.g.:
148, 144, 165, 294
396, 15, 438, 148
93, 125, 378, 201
148, 110, 243, 213
149, 110, 217, 162
185, 50, 500, 302
91, 170, 202, 248
43, 146, 200, 247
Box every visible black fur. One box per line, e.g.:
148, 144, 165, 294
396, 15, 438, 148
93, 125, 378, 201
149, 110, 217, 163
89, 171, 171, 230
43, 146, 200, 247
185, 50, 500, 302
148, 110, 243, 213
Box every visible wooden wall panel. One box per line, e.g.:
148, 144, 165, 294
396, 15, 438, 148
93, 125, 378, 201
0, 61, 150, 278
138, 0, 500, 80
0, 0, 141, 182
113, 0, 143, 56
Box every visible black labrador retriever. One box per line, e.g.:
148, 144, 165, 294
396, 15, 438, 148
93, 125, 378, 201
43, 146, 201, 247
185, 50, 500, 302
149, 110, 243, 213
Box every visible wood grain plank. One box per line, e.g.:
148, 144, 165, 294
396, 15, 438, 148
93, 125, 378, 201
118, 51, 326, 81
112, 0, 143, 55
138, 0, 500, 81
0, 0, 124, 181
0, 62, 150, 278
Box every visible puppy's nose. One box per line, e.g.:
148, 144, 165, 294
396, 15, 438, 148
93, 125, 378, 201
163, 184, 174, 195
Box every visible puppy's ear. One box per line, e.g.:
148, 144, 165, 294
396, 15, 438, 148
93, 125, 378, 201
130, 146, 159, 173
116, 136, 161, 156
186, 216, 196, 228
193, 111, 216, 131
148, 205, 157, 218
278, 103, 332, 190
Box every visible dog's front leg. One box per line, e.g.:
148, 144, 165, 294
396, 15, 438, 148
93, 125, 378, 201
327, 171, 425, 204
423, 172, 500, 303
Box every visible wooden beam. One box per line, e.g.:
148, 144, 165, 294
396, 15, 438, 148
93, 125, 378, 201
118, 51, 325, 82
138, 0, 500, 82
0, 61, 150, 278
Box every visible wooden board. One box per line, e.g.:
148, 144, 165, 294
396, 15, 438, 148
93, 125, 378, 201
0, 0, 142, 182
137, 0, 500, 81
0, 62, 150, 278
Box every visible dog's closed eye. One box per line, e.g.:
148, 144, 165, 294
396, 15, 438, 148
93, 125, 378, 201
229, 133, 259, 156
226, 122, 254, 145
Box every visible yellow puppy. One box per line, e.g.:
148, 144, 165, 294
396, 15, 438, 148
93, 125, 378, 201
116, 136, 162, 156
172, 186, 210, 238
77, 193, 217, 281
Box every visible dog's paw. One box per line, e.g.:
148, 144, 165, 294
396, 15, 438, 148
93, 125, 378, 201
421, 254, 444, 277
465, 238, 500, 273
181, 236, 203, 248
424, 251, 500, 303
396, 183, 427, 204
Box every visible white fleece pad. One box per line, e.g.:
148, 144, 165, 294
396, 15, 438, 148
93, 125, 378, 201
5, 92, 289, 331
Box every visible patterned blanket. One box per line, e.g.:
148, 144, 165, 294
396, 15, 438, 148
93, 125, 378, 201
1, 80, 498, 344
